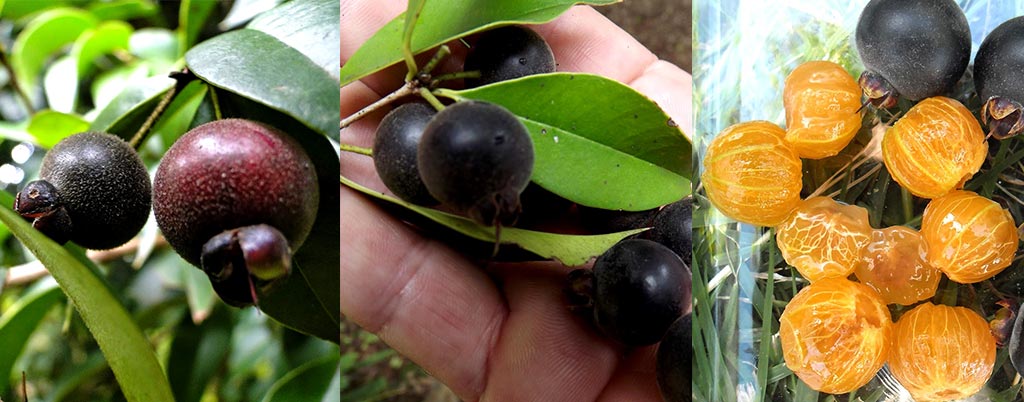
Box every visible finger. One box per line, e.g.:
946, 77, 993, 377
598, 346, 663, 402
340, 185, 507, 399
480, 262, 621, 402
629, 60, 694, 141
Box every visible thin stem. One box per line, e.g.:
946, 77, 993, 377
420, 45, 450, 77
129, 85, 178, 149
0, 42, 36, 115
210, 86, 223, 120
432, 70, 480, 84
339, 143, 373, 156
419, 87, 445, 111
341, 82, 417, 129
402, 0, 428, 81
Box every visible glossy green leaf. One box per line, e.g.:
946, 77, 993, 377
261, 355, 340, 402
91, 63, 151, 109
436, 73, 690, 210
0, 121, 34, 143
0, 207, 174, 402
87, 0, 159, 21
0, 280, 62, 395
247, 0, 339, 78
90, 74, 175, 140
342, 176, 644, 266
11, 8, 97, 98
45, 20, 134, 112
185, 29, 340, 138
178, 0, 218, 57
26, 110, 89, 148
43, 55, 78, 112
129, 28, 179, 65
167, 306, 232, 402
149, 80, 208, 148
339, 0, 618, 86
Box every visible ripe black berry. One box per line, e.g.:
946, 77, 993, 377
657, 314, 691, 402
373, 103, 438, 205
974, 16, 1024, 139
15, 132, 151, 249
463, 25, 556, 88
153, 119, 319, 306
577, 205, 659, 234
591, 238, 686, 346
855, 0, 970, 107
418, 101, 534, 226
645, 196, 693, 264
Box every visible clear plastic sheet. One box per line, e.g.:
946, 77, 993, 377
693, 1, 1024, 401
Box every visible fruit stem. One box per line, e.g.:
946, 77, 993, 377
402, 0, 428, 82
0, 42, 36, 115
418, 87, 445, 111
432, 70, 481, 85
209, 86, 223, 121
339, 143, 373, 156
340, 82, 417, 129
129, 84, 178, 149
420, 45, 451, 77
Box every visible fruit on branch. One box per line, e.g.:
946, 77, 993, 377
974, 16, 1024, 139
373, 102, 439, 205
463, 25, 556, 88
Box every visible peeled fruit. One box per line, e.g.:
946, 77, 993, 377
854, 226, 940, 305
702, 121, 802, 227
881, 97, 986, 199
889, 303, 995, 402
783, 60, 863, 159
775, 196, 872, 282
779, 277, 891, 394
920, 190, 1017, 284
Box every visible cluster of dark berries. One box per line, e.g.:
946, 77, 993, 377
15, 119, 318, 308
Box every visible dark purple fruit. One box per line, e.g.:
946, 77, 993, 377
15, 132, 151, 249
577, 205, 659, 234
418, 101, 534, 226
153, 119, 319, 306
373, 103, 438, 205
1009, 302, 1024, 376
592, 238, 686, 346
855, 0, 970, 107
974, 16, 1024, 139
463, 25, 555, 88
657, 314, 691, 402
645, 196, 693, 264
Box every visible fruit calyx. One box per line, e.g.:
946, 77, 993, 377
15, 180, 72, 244
200, 224, 293, 307
982, 96, 1024, 139
858, 70, 898, 109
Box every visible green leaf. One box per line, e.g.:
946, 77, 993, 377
91, 63, 152, 109
42, 352, 108, 402
178, 0, 219, 57
0, 280, 62, 395
247, 0, 339, 78
149, 80, 208, 148
90, 74, 175, 140
87, 0, 159, 21
185, 29, 340, 138
11, 8, 97, 98
43, 55, 78, 113
129, 28, 179, 65
26, 110, 89, 148
342, 175, 643, 266
261, 355, 341, 402
339, 0, 618, 86
167, 306, 232, 402
0, 121, 34, 143
437, 73, 690, 210
45, 20, 133, 112
0, 207, 174, 402
179, 255, 218, 323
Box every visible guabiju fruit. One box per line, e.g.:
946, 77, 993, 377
373, 102, 438, 206
920, 190, 1017, 284
782, 60, 862, 159
881, 96, 986, 199
854, 226, 940, 306
15, 132, 150, 249
153, 119, 319, 307
702, 121, 802, 227
418, 101, 534, 226
775, 196, 872, 282
463, 25, 556, 88
657, 314, 691, 402
855, 0, 970, 107
974, 16, 1024, 139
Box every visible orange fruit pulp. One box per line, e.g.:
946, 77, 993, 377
854, 226, 941, 305
783, 60, 863, 159
775, 196, 872, 282
920, 190, 1018, 283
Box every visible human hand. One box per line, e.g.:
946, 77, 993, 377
341, 2, 692, 400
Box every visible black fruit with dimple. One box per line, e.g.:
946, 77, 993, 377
15, 132, 151, 250
657, 314, 691, 402
645, 196, 693, 264
373, 103, 438, 205
153, 119, 319, 307
855, 0, 970, 107
418, 101, 534, 226
463, 25, 556, 88
974, 16, 1024, 139
592, 238, 686, 346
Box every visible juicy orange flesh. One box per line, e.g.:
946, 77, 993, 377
882, 97, 986, 199
702, 121, 802, 226
889, 303, 996, 402
783, 61, 862, 159
854, 226, 940, 305
780, 277, 892, 394
920, 190, 1018, 283
776, 196, 872, 282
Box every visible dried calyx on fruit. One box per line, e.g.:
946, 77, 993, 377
974, 16, 1024, 139
153, 119, 319, 307
463, 25, 556, 88
15, 132, 151, 249
855, 0, 970, 108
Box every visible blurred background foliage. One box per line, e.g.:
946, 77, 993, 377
0, 0, 339, 401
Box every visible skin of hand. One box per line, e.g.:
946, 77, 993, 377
340, 1, 693, 401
